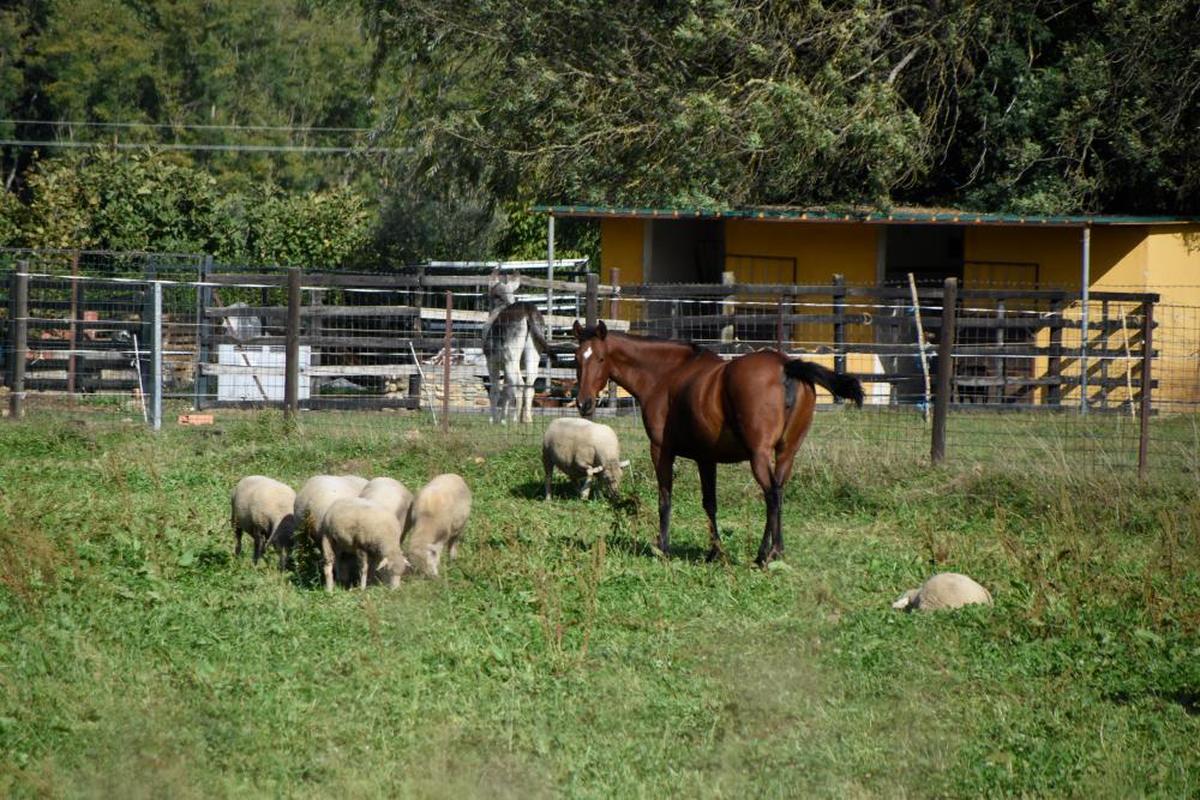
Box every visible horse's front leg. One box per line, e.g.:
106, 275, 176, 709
698, 460, 723, 562
651, 442, 675, 556
749, 451, 782, 567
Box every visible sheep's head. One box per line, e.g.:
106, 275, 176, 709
272, 513, 298, 548
376, 552, 411, 589
891, 588, 920, 611
587, 458, 630, 495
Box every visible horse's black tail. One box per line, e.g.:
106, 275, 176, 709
785, 359, 864, 407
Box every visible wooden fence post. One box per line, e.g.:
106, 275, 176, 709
832, 274, 846, 398
67, 250, 80, 397
9, 266, 28, 420
585, 273, 598, 327
1047, 294, 1064, 406
1138, 299, 1155, 479
284, 267, 301, 421
607, 268, 620, 408
931, 277, 958, 464
442, 290, 452, 433
194, 255, 213, 410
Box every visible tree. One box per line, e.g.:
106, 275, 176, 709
363, 1, 1200, 215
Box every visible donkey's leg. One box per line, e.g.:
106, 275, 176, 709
698, 460, 723, 562
651, 442, 675, 556
502, 350, 522, 425
748, 451, 782, 567
486, 354, 504, 424
520, 339, 539, 423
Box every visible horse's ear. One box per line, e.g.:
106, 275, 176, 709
572, 320, 584, 340
596, 320, 608, 340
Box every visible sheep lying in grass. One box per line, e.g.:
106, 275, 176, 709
405, 474, 471, 578
359, 477, 414, 530
892, 572, 993, 612
230, 475, 296, 568
542, 417, 629, 500
318, 497, 410, 591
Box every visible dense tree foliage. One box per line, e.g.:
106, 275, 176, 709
364, 0, 1200, 215
1, 1, 1197, 268
6, 148, 371, 266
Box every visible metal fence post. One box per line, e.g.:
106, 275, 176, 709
1138, 299, 1155, 479
151, 281, 163, 430
931, 277, 958, 464
284, 267, 301, 421
8, 266, 28, 420
442, 290, 452, 433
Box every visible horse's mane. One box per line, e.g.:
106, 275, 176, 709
576, 326, 708, 356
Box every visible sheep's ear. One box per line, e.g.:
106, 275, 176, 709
573, 320, 584, 340
377, 557, 390, 571
618, 459, 630, 468
586, 465, 605, 475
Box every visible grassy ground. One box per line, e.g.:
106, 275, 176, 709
1, 408, 1199, 798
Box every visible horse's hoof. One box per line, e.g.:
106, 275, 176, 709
705, 546, 724, 563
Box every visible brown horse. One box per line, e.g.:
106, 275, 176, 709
572, 321, 863, 566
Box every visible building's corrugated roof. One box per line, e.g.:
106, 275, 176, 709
534, 204, 1198, 227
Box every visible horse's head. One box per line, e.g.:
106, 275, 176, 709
572, 319, 610, 418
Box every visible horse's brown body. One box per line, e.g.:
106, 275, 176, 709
573, 322, 862, 565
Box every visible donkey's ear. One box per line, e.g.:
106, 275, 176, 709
596, 320, 608, 339
572, 320, 584, 340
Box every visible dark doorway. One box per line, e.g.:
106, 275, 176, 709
648, 220, 724, 283
885, 225, 963, 285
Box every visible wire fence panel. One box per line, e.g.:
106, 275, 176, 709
3, 251, 1199, 479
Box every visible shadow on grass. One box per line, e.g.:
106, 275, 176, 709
508, 478, 620, 503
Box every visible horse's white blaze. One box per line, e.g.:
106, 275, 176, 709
582, 346, 592, 362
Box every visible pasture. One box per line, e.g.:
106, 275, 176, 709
1, 408, 1199, 797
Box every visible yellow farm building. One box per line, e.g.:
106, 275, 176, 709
542, 205, 1200, 411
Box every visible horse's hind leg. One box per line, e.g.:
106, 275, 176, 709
749, 451, 783, 567
698, 460, 723, 562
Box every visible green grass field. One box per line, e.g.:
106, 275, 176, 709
2, 408, 1199, 798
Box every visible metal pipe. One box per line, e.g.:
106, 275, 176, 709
546, 214, 556, 337
151, 281, 162, 430
1080, 225, 1091, 413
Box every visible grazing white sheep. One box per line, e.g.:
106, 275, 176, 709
892, 572, 993, 612
318, 497, 410, 592
287, 474, 370, 582
359, 477, 415, 532
291, 475, 369, 543
405, 474, 471, 578
542, 417, 629, 500
230, 476, 296, 569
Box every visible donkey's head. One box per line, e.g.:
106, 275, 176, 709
488, 278, 519, 309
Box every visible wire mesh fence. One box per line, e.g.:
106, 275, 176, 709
2, 251, 1197, 479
